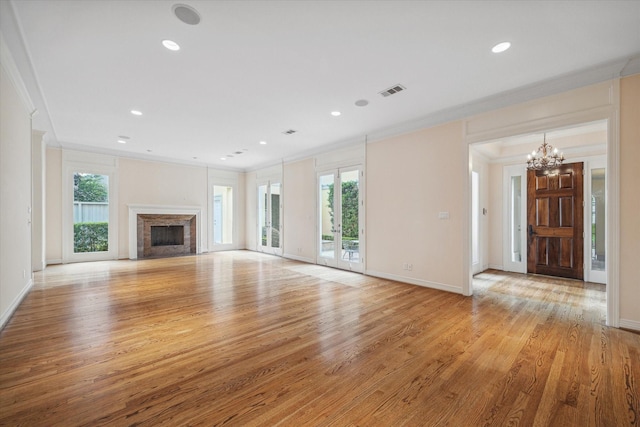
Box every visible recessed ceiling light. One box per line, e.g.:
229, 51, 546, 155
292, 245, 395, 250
259, 141, 267, 145
491, 42, 511, 53
331, 111, 341, 117
131, 110, 143, 116
162, 40, 180, 51
355, 99, 369, 107
220, 157, 226, 160
118, 135, 130, 140
117, 140, 127, 144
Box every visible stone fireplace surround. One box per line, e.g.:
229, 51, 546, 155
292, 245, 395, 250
128, 205, 202, 260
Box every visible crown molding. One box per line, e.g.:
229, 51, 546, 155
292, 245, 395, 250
364, 55, 638, 146
0, 33, 35, 114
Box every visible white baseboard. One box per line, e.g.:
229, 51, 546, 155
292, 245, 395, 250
619, 318, 640, 332
488, 264, 504, 270
0, 279, 33, 330
46, 259, 63, 265
365, 270, 463, 295
283, 253, 315, 264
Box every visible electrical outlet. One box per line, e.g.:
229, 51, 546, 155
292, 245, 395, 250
402, 263, 408, 270
408, 264, 413, 271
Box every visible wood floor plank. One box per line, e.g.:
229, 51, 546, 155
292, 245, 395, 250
1, 251, 638, 426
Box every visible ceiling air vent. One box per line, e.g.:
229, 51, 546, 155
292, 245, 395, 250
282, 129, 297, 135
379, 84, 406, 97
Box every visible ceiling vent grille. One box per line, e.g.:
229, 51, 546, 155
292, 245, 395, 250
379, 84, 406, 97
282, 129, 297, 135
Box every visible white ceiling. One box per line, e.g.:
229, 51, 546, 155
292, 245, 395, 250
5, 0, 640, 170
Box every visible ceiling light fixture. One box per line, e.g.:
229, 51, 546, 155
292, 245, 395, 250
331, 111, 341, 117
355, 99, 369, 107
162, 39, 180, 51
259, 141, 267, 145
220, 157, 226, 160
526, 134, 565, 170
492, 41, 511, 53
117, 140, 127, 144
130, 110, 143, 116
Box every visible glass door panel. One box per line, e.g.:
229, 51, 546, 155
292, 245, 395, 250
503, 165, 526, 273
318, 173, 336, 263
257, 181, 282, 255
339, 170, 359, 264
73, 172, 109, 253
588, 166, 606, 284
258, 184, 268, 247
213, 185, 233, 245
270, 183, 281, 249
511, 176, 522, 263
317, 167, 363, 272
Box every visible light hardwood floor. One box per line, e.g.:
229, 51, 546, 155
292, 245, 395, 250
1, 251, 638, 426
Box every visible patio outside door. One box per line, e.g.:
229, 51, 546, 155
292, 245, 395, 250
317, 167, 363, 272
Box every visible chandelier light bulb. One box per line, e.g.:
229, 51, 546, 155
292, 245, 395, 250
526, 134, 566, 170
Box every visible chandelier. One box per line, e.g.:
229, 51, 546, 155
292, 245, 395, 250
526, 134, 564, 170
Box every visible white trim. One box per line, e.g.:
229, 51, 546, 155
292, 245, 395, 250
606, 81, 621, 328
46, 259, 62, 265
127, 205, 203, 260
0, 33, 35, 114
619, 319, 640, 332
62, 151, 119, 263
0, 279, 33, 330
283, 253, 315, 264
488, 264, 504, 270
502, 164, 527, 274
464, 79, 621, 328
366, 270, 463, 295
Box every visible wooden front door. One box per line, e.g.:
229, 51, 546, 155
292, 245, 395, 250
527, 162, 584, 280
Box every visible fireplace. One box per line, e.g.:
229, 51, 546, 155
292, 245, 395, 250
136, 214, 196, 259
151, 226, 185, 246
128, 205, 202, 260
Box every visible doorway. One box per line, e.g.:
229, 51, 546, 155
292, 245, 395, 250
317, 167, 363, 272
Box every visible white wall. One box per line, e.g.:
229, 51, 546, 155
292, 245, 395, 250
45, 151, 250, 261
366, 122, 465, 293
619, 73, 640, 330
283, 158, 316, 263
0, 55, 33, 328
118, 157, 208, 257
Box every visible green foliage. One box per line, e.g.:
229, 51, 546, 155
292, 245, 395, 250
74, 173, 108, 202
327, 180, 359, 239
74, 222, 108, 252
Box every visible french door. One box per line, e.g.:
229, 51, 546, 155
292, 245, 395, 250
257, 181, 282, 255
316, 167, 363, 272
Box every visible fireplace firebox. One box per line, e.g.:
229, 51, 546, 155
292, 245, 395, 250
137, 214, 196, 258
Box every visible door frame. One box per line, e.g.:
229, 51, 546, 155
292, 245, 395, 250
316, 165, 364, 273
584, 156, 607, 284
62, 151, 119, 263
502, 164, 528, 274
256, 179, 283, 256
462, 79, 620, 327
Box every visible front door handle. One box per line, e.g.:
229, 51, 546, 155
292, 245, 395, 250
528, 224, 535, 237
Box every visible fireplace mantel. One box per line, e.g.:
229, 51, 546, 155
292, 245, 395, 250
128, 205, 202, 259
